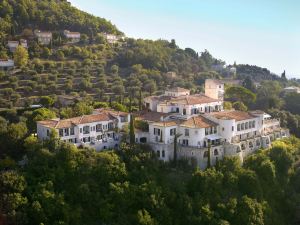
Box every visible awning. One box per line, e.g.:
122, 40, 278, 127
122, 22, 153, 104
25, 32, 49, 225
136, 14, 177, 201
263, 113, 271, 119
205, 134, 222, 140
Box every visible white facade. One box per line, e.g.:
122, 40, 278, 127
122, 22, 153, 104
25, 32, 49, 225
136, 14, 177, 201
103, 33, 122, 44
137, 81, 289, 169
64, 30, 81, 43
144, 82, 224, 116
0, 59, 14, 68
35, 30, 52, 45
7, 41, 19, 52
37, 109, 129, 151
205, 79, 224, 101
283, 86, 300, 94
164, 87, 190, 97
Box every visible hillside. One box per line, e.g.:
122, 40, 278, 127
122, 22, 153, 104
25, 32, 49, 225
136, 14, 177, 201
1, 1, 300, 225
0, 0, 120, 39
1, 0, 300, 135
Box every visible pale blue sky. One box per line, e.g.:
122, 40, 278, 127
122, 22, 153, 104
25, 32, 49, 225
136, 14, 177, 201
69, 0, 300, 78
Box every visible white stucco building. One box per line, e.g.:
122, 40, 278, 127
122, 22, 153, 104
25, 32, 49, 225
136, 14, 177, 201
135, 110, 289, 169
7, 41, 19, 52
64, 30, 81, 43
34, 30, 52, 45
137, 79, 289, 169
37, 109, 129, 151
144, 80, 224, 115
0, 59, 14, 69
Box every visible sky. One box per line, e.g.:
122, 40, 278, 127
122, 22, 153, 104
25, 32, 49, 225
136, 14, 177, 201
69, 0, 300, 78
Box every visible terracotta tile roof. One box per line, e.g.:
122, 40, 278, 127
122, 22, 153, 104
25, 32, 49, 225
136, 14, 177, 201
152, 121, 178, 127
80, 113, 115, 124
144, 95, 174, 102
38, 112, 116, 129
135, 111, 171, 122
38, 119, 59, 128
210, 110, 256, 121
94, 108, 129, 117
168, 94, 220, 105
167, 87, 190, 92
180, 116, 217, 128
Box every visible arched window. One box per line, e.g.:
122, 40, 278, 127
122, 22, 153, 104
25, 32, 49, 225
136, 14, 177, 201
241, 143, 246, 150
214, 149, 218, 156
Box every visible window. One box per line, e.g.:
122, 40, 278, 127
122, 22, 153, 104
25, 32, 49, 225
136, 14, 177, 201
182, 139, 189, 146
214, 149, 218, 156
214, 127, 217, 133
96, 124, 102, 132
108, 122, 114, 130
252, 121, 255, 128
170, 128, 176, 136
222, 127, 225, 131
80, 128, 82, 133
237, 124, 241, 131
245, 122, 248, 129
232, 126, 234, 131
120, 116, 127, 122
154, 128, 161, 135
241, 143, 246, 150
205, 128, 209, 135
203, 151, 208, 158
156, 150, 160, 157
162, 150, 165, 158
83, 126, 90, 134
183, 108, 186, 115
241, 123, 245, 130
59, 129, 63, 137
70, 127, 74, 135
47, 129, 50, 137
184, 129, 189, 136
249, 142, 253, 148
256, 139, 260, 146
64, 128, 69, 136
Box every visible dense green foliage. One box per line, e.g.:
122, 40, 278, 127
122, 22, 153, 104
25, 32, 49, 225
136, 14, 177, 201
0, 0, 120, 39
0, 125, 300, 225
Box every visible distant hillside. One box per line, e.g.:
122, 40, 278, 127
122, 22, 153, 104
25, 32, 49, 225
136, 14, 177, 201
236, 64, 280, 81
0, 0, 120, 38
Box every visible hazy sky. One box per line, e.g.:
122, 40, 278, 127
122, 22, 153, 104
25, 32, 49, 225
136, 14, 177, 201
69, 0, 300, 78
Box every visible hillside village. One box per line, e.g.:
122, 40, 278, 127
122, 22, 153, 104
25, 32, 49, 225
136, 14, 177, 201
37, 79, 289, 169
1, 1, 300, 225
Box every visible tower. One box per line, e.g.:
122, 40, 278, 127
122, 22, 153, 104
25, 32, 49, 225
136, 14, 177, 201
205, 79, 224, 101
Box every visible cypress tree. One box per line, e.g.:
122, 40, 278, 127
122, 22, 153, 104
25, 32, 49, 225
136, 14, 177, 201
129, 114, 135, 145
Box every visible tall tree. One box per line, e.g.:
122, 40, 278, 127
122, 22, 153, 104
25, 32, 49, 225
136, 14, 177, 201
14, 45, 28, 67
